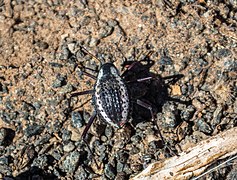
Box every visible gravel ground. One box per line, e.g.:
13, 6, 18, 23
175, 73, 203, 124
0, 1, 237, 180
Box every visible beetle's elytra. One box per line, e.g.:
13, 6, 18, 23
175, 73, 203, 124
93, 63, 129, 128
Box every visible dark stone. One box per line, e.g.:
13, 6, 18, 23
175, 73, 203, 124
148, 141, 159, 153
24, 124, 44, 137
130, 146, 140, 155
74, 166, 88, 179
49, 62, 63, 68
63, 141, 75, 152
50, 147, 62, 161
116, 150, 129, 163
0, 128, 15, 146
216, 48, 231, 58
224, 60, 237, 72
34, 134, 52, 146
35, 40, 49, 49
130, 134, 142, 144
115, 172, 127, 180
116, 161, 125, 172
71, 111, 84, 129
0, 82, 8, 93
52, 74, 67, 88
196, 118, 213, 134
104, 125, 113, 139
5, 100, 14, 110
180, 105, 195, 121
0, 156, 11, 175
99, 24, 114, 39
0, 111, 11, 124
162, 102, 179, 128
61, 128, 72, 142
159, 54, 173, 65
0, 128, 7, 146
61, 151, 80, 173
32, 155, 48, 168
142, 154, 154, 164
104, 163, 116, 179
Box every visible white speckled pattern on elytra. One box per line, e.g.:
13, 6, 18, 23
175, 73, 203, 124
94, 63, 129, 128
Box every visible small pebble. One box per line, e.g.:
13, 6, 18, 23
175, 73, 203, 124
131, 163, 143, 172
71, 111, 84, 129
74, 166, 88, 179
104, 163, 116, 179
89, 37, 100, 47
117, 161, 125, 172
105, 125, 114, 139
24, 124, 44, 137
116, 150, 129, 163
52, 74, 67, 88
216, 48, 231, 58
32, 155, 48, 168
63, 141, 75, 152
61, 151, 81, 173
196, 118, 213, 134
115, 172, 127, 180
0, 128, 7, 146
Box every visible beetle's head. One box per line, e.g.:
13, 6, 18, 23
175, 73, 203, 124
97, 63, 120, 79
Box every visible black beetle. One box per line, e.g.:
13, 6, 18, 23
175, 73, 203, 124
70, 47, 179, 167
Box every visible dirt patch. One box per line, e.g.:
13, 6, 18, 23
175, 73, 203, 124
0, 1, 236, 179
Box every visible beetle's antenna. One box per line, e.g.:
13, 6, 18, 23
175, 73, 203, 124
80, 46, 103, 67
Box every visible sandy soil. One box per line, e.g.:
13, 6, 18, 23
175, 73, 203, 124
0, 1, 236, 179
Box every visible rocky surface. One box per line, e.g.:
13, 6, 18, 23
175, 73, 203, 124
0, 1, 236, 179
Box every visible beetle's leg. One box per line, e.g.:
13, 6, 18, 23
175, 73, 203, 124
163, 74, 184, 84
69, 90, 93, 112
138, 51, 154, 65
81, 111, 100, 168
125, 76, 154, 83
135, 99, 178, 156
121, 61, 138, 72
81, 111, 97, 140
135, 34, 151, 60
121, 53, 152, 72
135, 99, 165, 144
121, 55, 154, 76
68, 90, 93, 111
71, 89, 94, 98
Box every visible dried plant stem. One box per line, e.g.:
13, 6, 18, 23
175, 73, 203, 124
130, 127, 237, 180
192, 154, 237, 180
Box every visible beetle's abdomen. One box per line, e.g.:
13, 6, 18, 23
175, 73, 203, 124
94, 64, 129, 128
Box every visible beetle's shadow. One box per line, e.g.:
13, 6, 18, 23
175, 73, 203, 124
121, 58, 188, 127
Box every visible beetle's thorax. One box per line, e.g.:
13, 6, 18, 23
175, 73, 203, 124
97, 63, 120, 79
94, 63, 129, 128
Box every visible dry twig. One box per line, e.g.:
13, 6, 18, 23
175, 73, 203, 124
131, 127, 237, 180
